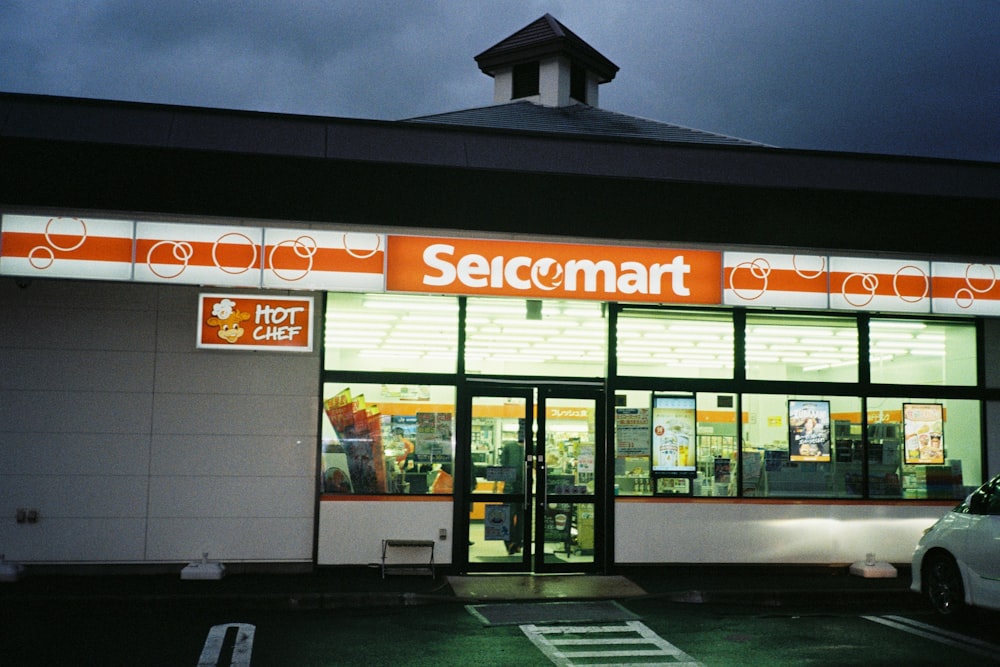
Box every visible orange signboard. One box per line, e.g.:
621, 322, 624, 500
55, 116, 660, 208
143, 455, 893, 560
829, 257, 930, 312
386, 236, 722, 303
197, 293, 314, 351
724, 252, 829, 308
0, 215, 134, 280
932, 262, 1000, 315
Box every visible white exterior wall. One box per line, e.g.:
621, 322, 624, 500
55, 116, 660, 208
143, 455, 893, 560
615, 501, 950, 564
585, 73, 600, 107
492, 68, 513, 104
317, 500, 453, 566
2, 275, 993, 568
538, 56, 570, 107
490, 56, 574, 107
0, 279, 320, 564
314, 499, 952, 566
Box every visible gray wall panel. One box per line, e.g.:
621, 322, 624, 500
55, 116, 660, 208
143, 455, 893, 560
153, 351, 319, 396
145, 517, 314, 561
0, 474, 149, 517
150, 434, 315, 477
0, 349, 155, 391
148, 476, 313, 518
0, 278, 320, 564
0, 389, 154, 434
0, 518, 148, 561
151, 393, 317, 437
0, 433, 151, 476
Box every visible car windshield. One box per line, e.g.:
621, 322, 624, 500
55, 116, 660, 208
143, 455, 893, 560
958, 474, 1000, 514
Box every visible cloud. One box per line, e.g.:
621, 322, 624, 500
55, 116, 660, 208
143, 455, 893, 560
1, 0, 997, 161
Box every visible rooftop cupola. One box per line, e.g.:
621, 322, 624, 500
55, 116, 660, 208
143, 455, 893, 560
474, 14, 619, 108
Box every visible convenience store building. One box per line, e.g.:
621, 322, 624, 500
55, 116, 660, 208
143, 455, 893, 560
2, 15, 1000, 575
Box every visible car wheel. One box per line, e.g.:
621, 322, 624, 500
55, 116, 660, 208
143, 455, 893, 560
925, 552, 965, 616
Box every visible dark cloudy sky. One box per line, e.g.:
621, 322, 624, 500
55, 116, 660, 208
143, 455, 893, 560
2, 1, 997, 162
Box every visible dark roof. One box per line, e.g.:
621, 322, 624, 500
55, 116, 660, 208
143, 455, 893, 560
405, 100, 767, 147
475, 14, 618, 83
2, 92, 1000, 259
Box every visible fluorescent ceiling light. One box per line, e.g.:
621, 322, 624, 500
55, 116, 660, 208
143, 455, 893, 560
468, 305, 533, 315
326, 312, 398, 322
667, 323, 733, 333
870, 321, 927, 330
870, 332, 914, 340
470, 335, 538, 343
362, 298, 458, 312
500, 326, 564, 336
746, 335, 799, 345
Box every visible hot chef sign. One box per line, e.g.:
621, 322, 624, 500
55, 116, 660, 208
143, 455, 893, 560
386, 236, 722, 303
197, 293, 314, 352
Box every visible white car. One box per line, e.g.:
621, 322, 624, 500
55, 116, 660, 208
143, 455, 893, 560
911, 472, 1000, 615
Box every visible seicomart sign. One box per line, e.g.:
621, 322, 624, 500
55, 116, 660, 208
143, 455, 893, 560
6, 215, 1000, 316
386, 236, 721, 304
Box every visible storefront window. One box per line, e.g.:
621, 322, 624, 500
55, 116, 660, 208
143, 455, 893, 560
742, 394, 863, 498
613, 390, 653, 496
694, 393, 739, 497
746, 314, 858, 383
320, 382, 456, 495
867, 397, 981, 499
616, 309, 733, 379
319, 293, 986, 502
737, 394, 980, 500
612, 391, 736, 497
323, 293, 459, 373
465, 297, 606, 377
870, 318, 976, 386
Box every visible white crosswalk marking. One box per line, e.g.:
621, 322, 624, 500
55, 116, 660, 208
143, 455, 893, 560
520, 620, 705, 666
198, 623, 255, 667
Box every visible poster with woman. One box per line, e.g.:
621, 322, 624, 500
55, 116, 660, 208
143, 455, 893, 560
788, 400, 831, 462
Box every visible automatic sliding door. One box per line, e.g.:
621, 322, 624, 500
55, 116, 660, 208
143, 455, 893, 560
462, 384, 604, 573
534, 389, 601, 573
466, 389, 533, 571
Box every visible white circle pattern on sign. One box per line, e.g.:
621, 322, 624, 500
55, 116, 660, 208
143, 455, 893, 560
841, 273, 879, 307
893, 265, 929, 303
212, 232, 257, 275
269, 235, 318, 282
146, 240, 194, 279
28, 217, 89, 269
728, 258, 771, 301
791, 255, 826, 279
342, 233, 381, 259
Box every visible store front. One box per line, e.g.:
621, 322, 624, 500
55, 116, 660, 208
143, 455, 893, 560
1, 83, 998, 572
314, 234, 994, 570
461, 382, 605, 573
318, 291, 612, 573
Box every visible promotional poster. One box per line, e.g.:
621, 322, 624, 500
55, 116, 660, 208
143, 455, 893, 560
903, 403, 945, 465
651, 395, 697, 473
788, 400, 831, 462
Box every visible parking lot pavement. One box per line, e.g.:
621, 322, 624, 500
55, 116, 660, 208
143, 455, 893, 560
0, 563, 920, 612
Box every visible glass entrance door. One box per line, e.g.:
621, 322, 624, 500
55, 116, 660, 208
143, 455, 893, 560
462, 383, 604, 573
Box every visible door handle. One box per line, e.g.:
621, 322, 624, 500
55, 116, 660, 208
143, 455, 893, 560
536, 457, 545, 508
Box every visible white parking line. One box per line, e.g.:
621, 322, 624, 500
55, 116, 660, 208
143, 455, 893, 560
863, 615, 1000, 660
520, 620, 705, 666
198, 623, 256, 667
